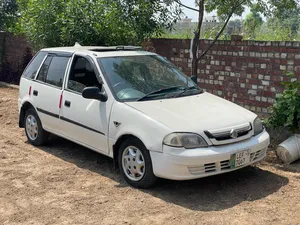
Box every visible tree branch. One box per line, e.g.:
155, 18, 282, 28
173, 0, 200, 12
197, 0, 247, 60
198, 12, 233, 60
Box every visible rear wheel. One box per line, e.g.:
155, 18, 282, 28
24, 108, 49, 146
118, 137, 157, 189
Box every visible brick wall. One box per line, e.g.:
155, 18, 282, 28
0, 32, 33, 84
145, 38, 300, 116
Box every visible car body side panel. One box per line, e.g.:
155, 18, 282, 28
19, 78, 33, 112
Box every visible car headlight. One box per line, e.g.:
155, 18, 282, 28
254, 117, 264, 136
163, 133, 208, 149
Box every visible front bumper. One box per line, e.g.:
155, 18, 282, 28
150, 130, 270, 180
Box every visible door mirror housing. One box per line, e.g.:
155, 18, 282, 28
82, 86, 108, 102
191, 75, 197, 84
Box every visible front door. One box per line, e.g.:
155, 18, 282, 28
59, 55, 110, 154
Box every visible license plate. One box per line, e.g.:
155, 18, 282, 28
230, 149, 251, 168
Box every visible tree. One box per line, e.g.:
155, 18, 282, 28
227, 19, 243, 35
0, 0, 18, 31
16, 0, 181, 48
174, 0, 253, 77
270, 6, 300, 40
174, 0, 299, 79
243, 10, 263, 39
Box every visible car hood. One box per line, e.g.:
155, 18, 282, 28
125, 92, 257, 132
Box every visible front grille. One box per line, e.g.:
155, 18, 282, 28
204, 123, 252, 145
204, 163, 217, 172
220, 160, 231, 170
188, 163, 217, 175
253, 149, 267, 161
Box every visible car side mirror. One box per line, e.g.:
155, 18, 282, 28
191, 75, 197, 84
82, 86, 108, 102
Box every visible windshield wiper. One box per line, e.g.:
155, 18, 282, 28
137, 86, 184, 101
173, 86, 202, 98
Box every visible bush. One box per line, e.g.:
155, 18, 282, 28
266, 72, 300, 133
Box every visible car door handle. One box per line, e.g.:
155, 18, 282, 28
33, 90, 38, 96
65, 100, 71, 107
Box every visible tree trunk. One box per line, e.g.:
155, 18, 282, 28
191, 0, 204, 78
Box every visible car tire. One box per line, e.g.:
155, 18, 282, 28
24, 107, 49, 146
118, 137, 158, 189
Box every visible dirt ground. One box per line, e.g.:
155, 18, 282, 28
1, 86, 300, 225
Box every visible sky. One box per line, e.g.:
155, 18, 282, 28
181, 0, 251, 21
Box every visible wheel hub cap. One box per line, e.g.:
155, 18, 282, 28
122, 146, 145, 181
26, 115, 38, 141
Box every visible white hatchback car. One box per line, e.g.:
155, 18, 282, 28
19, 45, 270, 188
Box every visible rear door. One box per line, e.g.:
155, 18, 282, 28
31, 53, 71, 134
19, 51, 47, 115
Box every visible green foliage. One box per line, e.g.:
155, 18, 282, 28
266, 73, 300, 133
15, 0, 181, 49
243, 11, 263, 39
253, 0, 298, 17
245, 4, 300, 42
253, 21, 297, 41
205, 0, 252, 17
154, 30, 193, 39
226, 19, 242, 35
0, 0, 18, 31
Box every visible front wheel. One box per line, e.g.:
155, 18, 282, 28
118, 138, 157, 189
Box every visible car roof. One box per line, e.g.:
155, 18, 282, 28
41, 45, 156, 58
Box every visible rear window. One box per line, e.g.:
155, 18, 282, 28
22, 51, 47, 79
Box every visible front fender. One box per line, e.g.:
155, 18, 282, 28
109, 102, 173, 153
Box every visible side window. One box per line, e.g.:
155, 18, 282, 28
37, 56, 53, 82
67, 56, 100, 93
46, 56, 70, 87
22, 51, 47, 79
36, 55, 69, 88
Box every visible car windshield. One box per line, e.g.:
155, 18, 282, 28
98, 55, 202, 101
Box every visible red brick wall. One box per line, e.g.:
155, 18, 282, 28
0, 32, 33, 84
145, 38, 300, 116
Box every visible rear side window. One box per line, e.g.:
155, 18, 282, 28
37, 56, 53, 83
36, 55, 70, 88
46, 57, 70, 87
22, 51, 47, 79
